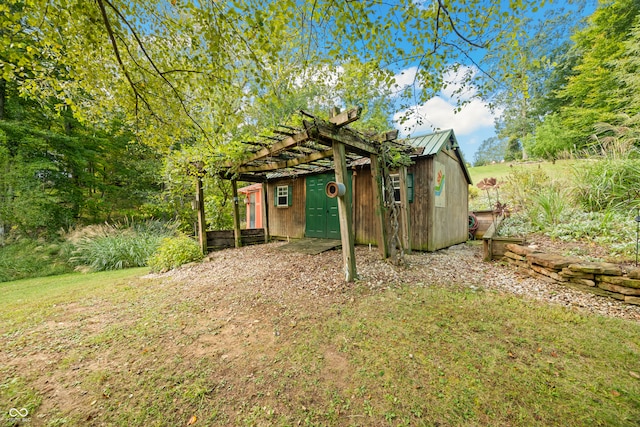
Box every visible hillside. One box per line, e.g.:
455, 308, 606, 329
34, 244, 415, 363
467, 159, 582, 186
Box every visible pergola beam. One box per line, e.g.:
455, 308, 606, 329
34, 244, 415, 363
236, 149, 334, 173
377, 129, 399, 142
311, 122, 378, 156
227, 130, 310, 167
328, 106, 362, 127
225, 107, 363, 169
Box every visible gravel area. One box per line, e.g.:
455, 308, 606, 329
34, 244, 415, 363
153, 241, 640, 322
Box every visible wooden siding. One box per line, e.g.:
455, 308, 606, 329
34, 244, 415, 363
352, 167, 378, 245
425, 149, 469, 251
408, 157, 431, 251
264, 147, 468, 251
353, 155, 468, 251
266, 178, 306, 239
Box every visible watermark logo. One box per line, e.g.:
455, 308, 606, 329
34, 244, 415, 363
8, 408, 30, 423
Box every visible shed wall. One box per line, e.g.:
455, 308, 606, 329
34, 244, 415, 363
425, 149, 469, 250
266, 178, 306, 239
265, 148, 468, 251
352, 167, 378, 245
408, 157, 431, 250
352, 159, 439, 251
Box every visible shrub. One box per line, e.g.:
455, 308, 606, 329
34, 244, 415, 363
501, 166, 551, 212
147, 236, 203, 273
497, 212, 535, 237
528, 184, 573, 228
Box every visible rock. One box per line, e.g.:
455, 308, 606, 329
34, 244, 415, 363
559, 268, 595, 280
628, 268, 640, 279
624, 296, 640, 305
505, 258, 529, 269
528, 270, 557, 284
527, 253, 581, 271
567, 262, 622, 276
506, 244, 540, 256
569, 278, 596, 287
597, 281, 640, 296
504, 251, 526, 262
599, 275, 640, 289
563, 281, 625, 300
530, 264, 561, 281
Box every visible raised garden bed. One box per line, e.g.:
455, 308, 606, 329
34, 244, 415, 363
482, 215, 526, 261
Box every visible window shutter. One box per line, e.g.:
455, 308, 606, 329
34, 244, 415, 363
287, 185, 293, 206
274, 187, 278, 206
408, 173, 414, 203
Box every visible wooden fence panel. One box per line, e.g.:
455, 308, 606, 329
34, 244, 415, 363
206, 229, 266, 252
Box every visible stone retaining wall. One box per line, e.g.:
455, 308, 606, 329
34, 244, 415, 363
504, 244, 640, 306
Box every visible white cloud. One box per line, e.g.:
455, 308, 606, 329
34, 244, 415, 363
440, 65, 478, 102
393, 96, 495, 137
391, 66, 419, 94
391, 64, 497, 141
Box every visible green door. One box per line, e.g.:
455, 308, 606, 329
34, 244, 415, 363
305, 173, 349, 239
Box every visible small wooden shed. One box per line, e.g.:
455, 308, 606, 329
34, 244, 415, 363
264, 129, 471, 251
202, 108, 470, 282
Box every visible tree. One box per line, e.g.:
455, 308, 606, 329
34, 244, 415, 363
3, 0, 558, 149
525, 113, 573, 160
0, 75, 162, 236
615, 19, 640, 116
3, 0, 576, 235
473, 136, 507, 166
479, 2, 593, 160
556, 0, 640, 148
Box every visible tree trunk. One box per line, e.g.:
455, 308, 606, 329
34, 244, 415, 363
0, 79, 6, 120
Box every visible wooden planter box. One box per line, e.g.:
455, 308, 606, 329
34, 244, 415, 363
482, 216, 525, 261
472, 210, 498, 239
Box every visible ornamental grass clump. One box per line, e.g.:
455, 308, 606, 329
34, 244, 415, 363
67, 221, 176, 272
573, 157, 640, 212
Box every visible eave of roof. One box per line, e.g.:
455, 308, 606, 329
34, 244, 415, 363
349, 129, 472, 185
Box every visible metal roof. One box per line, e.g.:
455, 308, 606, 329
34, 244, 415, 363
405, 129, 458, 156
405, 129, 471, 185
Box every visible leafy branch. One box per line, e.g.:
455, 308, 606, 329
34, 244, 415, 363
96, 0, 208, 138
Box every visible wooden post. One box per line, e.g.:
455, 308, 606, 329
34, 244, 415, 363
262, 182, 270, 243
399, 166, 412, 254
333, 141, 357, 282
231, 179, 242, 248
370, 154, 388, 259
195, 176, 207, 255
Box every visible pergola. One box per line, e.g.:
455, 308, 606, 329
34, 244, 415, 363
196, 107, 412, 282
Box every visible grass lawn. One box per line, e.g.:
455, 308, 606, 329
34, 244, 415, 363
1, 265, 640, 426
467, 159, 583, 186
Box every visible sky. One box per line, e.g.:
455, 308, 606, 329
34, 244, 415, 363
390, 65, 497, 163
384, 0, 598, 164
